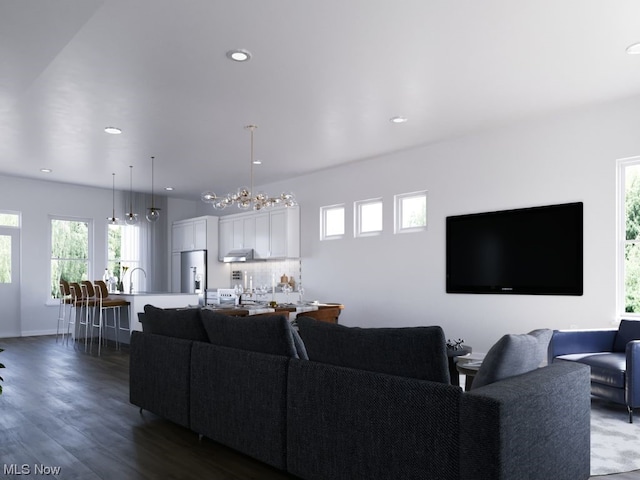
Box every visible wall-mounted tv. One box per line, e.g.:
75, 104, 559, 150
446, 202, 583, 295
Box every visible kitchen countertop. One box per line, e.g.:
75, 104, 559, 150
111, 291, 200, 296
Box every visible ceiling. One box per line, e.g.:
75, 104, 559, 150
3, 0, 640, 201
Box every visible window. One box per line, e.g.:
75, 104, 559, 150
395, 191, 427, 233
107, 223, 141, 289
0, 213, 19, 227
50, 217, 91, 299
619, 159, 640, 314
321, 204, 345, 240
0, 212, 19, 283
355, 198, 383, 237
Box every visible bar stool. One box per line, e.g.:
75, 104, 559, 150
56, 280, 73, 344
69, 282, 89, 350
79, 280, 101, 353
94, 280, 130, 351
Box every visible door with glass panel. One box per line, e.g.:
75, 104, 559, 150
0, 220, 21, 337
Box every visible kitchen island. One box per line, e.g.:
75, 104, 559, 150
111, 292, 201, 341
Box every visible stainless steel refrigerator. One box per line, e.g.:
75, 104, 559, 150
180, 250, 207, 296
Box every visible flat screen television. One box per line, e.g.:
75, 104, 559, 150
446, 202, 583, 295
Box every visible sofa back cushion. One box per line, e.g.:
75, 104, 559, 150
200, 310, 305, 358
613, 319, 640, 352
471, 333, 541, 389
141, 304, 208, 341
296, 317, 450, 383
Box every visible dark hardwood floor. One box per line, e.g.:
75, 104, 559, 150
0, 335, 638, 479
0, 335, 296, 480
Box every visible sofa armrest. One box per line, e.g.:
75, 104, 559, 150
460, 362, 590, 480
627, 340, 640, 408
129, 331, 194, 428
548, 329, 617, 362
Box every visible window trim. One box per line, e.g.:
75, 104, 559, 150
354, 197, 383, 238
394, 190, 428, 234
320, 204, 346, 241
617, 156, 640, 318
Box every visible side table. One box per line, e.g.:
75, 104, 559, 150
446, 345, 472, 387
456, 354, 485, 391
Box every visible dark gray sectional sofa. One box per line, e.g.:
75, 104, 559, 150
130, 305, 591, 480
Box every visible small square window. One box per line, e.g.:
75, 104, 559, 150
355, 198, 383, 237
395, 191, 427, 233
321, 204, 345, 240
0, 212, 20, 227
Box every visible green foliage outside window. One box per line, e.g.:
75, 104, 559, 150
625, 167, 640, 312
50, 219, 89, 298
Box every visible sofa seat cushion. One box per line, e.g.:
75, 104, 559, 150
296, 318, 450, 383
141, 305, 208, 341
555, 352, 626, 388
200, 310, 303, 358
613, 319, 640, 352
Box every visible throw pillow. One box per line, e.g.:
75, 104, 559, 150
141, 304, 208, 342
613, 319, 640, 352
471, 333, 540, 390
200, 310, 303, 358
296, 317, 450, 383
527, 328, 553, 367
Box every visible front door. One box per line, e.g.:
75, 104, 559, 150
0, 226, 20, 337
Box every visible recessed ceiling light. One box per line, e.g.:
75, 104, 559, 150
252, 159, 262, 165
164, 186, 174, 191
226, 49, 252, 62
390, 116, 408, 124
627, 43, 640, 55
40, 168, 52, 173
104, 126, 122, 134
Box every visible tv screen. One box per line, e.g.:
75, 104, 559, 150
446, 202, 583, 295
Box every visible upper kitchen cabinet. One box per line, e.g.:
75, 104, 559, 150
218, 207, 300, 260
172, 216, 214, 252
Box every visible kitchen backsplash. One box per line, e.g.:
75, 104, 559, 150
226, 259, 302, 291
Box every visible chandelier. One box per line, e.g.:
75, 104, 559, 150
201, 125, 296, 211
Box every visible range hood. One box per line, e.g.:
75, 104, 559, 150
223, 248, 258, 262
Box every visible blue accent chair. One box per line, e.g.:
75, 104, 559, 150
549, 320, 640, 422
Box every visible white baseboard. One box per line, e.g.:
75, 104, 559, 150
20, 329, 57, 337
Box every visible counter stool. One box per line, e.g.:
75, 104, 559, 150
69, 282, 90, 350
94, 280, 130, 351
56, 280, 73, 344
80, 280, 100, 353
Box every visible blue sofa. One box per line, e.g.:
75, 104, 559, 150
130, 306, 591, 480
549, 319, 640, 423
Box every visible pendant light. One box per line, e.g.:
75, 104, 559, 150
146, 156, 161, 223
124, 165, 138, 225
201, 125, 296, 211
107, 173, 119, 225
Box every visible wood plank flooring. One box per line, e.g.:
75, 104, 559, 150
0, 335, 295, 480
0, 335, 638, 479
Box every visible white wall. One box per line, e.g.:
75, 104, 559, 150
5, 94, 640, 349
0, 176, 168, 337
260, 95, 640, 352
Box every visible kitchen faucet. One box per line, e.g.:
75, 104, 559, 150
129, 267, 147, 293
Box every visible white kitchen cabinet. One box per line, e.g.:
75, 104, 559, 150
269, 207, 300, 259
172, 217, 207, 252
218, 219, 234, 261
254, 213, 270, 258
171, 216, 228, 291
217, 207, 300, 260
